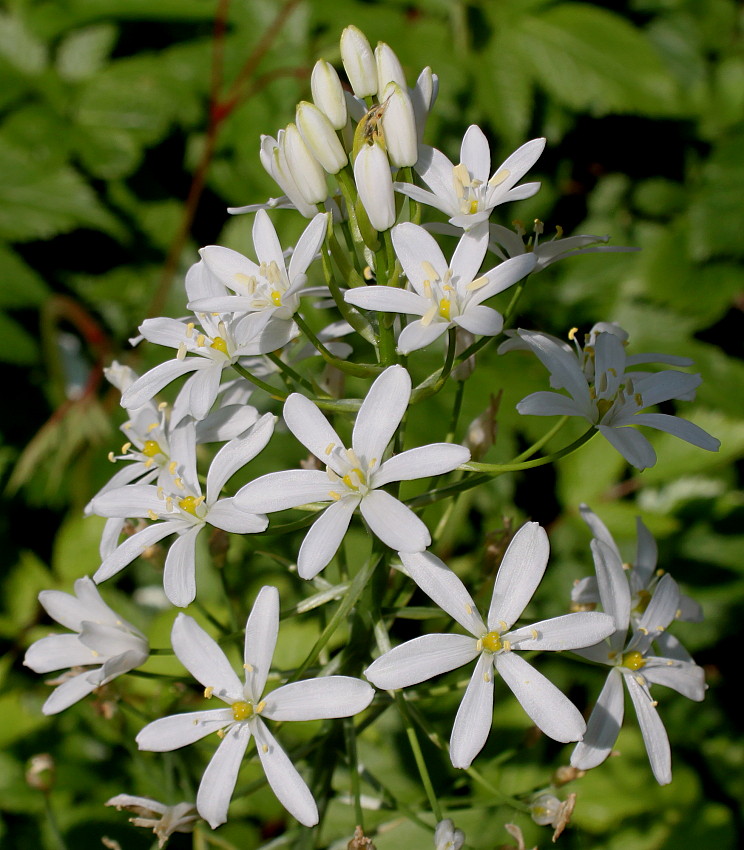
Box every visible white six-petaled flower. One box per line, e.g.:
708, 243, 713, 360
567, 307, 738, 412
344, 222, 537, 353
235, 365, 470, 579
91, 414, 274, 607
24, 577, 149, 715
394, 125, 545, 230
365, 522, 615, 767
499, 326, 720, 470
135, 587, 374, 828
570, 539, 706, 784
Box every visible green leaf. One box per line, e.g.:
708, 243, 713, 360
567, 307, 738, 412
55, 22, 117, 81
0, 244, 49, 308
0, 10, 47, 75
517, 3, 679, 115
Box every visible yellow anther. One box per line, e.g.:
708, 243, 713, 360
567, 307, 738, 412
438, 298, 451, 320
568, 327, 579, 341
231, 701, 253, 721
270, 290, 282, 306
466, 276, 488, 291
622, 651, 646, 671
465, 604, 473, 615
342, 468, 365, 490
177, 342, 187, 360
243, 663, 254, 672
168, 461, 178, 475
368, 458, 377, 468
146, 422, 159, 433
144, 458, 154, 469
502, 640, 511, 651
483, 670, 491, 683
635, 393, 643, 406
204, 687, 214, 699
596, 398, 613, 417
423, 280, 432, 298
196, 334, 206, 347
488, 167, 509, 187
121, 442, 132, 454
173, 477, 184, 490
142, 440, 162, 458
107, 452, 116, 463
262, 744, 268, 753
324, 443, 335, 455
210, 336, 229, 356
530, 629, 538, 640
216, 729, 225, 738
178, 495, 204, 516
329, 490, 342, 501
633, 589, 651, 614
186, 322, 195, 337
453, 163, 471, 187
481, 631, 503, 653
147, 509, 159, 521
256, 700, 266, 714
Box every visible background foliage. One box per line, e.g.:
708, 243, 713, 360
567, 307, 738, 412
2, 0, 742, 848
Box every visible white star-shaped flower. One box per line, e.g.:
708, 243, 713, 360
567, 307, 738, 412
394, 125, 545, 230
235, 365, 470, 579
499, 326, 720, 470
365, 523, 615, 768
136, 587, 374, 828
24, 577, 149, 715
187, 210, 328, 321
344, 222, 536, 353
91, 414, 274, 607
570, 541, 706, 784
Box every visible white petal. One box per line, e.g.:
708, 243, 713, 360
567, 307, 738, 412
171, 613, 243, 697
495, 652, 585, 742
450, 652, 494, 769
236, 470, 333, 513
93, 647, 148, 684
253, 208, 285, 268
365, 634, 478, 690
24, 634, 100, 673
492, 138, 545, 190
591, 539, 631, 641
206, 413, 275, 504
77, 621, 144, 659
243, 585, 279, 701
399, 551, 486, 635
94, 522, 177, 583
91, 484, 164, 518
453, 305, 502, 336
643, 658, 706, 701
39, 576, 115, 631
396, 319, 450, 354
359, 490, 430, 552
198, 245, 260, 293
629, 413, 720, 452
136, 709, 233, 751
460, 125, 491, 184
391, 222, 448, 291
468, 253, 537, 305
373, 443, 470, 488
571, 669, 624, 769
598, 424, 656, 470
41, 671, 101, 714
197, 722, 252, 828
344, 285, 428, 316
624, 671, 671, 784
634, 574, 680, 650
207, 498, 267, 533
121, 359, 210, 410
393, 182, 451, 215
415, 146, 458, 211
263, 676, 373, 720
297, 497, 358, 579
512, 330, 591, 404
183, 362, 223, 421
450, 223, 489, 288
196, 404, 259, 442
352, 365, 410, 467
634, 516, 658, 587
579, 504, 621, 561
163, 525, 202, 608
488, 522, 549, 630
283, 393, 345, 473
254, 720, 318, 826
516, 391, 584, 418
288, 212, 328, 282
506, 612, 615, 651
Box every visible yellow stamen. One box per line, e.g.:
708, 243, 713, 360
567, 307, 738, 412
210, 336, 229, 356
568, 327, 579, 341
178, 495, 205, 516
204, 687, 214, 699
270, 290, 282, 306
622, 651, 646, 671
142, 440, 162, 458
481, 631, 503, 653
488, 167, 510, 187
438, 298, 451, 320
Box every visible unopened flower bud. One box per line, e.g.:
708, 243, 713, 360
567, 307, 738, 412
259, 133, 318, 218
296, 101, 348, 174
410, 66, 439, 138
26, 753, 55, 792
311, 59, 348, 129
340, 25, 377, 97
434, 818, 465, 850
282, 123, 328, 205
353, 142, 395, 232
380, 82, 417, 167
375, 41, 407, 92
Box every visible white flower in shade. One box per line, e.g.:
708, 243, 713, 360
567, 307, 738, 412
344, 222, 536, 353
573, 504, 703, 656
235, 366, 470, 579
570, 541, 706, 784
394, 126, 545, 230
365, 523, 615, 768
120, 260, 296, 421
487, 220, 638, 272
136, 587, 374, 828
435, 818, 465, 850
23, 577, 148, 715
188, 210, 328, 321
105, 795, 198, 848
91, 414, 274, 607
499, 327, 720, 470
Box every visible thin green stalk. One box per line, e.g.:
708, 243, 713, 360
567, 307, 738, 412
395, 693, 443, 822
410, 327, 458, 402
343, 717, 364, 828
511, 415, 569, 463
232, 363, 286, 401
264, 351, 320, 395
293, 313, 382, 377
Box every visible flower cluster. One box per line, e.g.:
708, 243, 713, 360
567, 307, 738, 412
23, 22, 715, 849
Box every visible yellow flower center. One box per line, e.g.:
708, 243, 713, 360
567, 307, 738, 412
342, 468, 366, 491
270, 290, 282, 306
178, 496, 203, 516
596, 398, 613, 417
633, 589, 652, 614
438, 298, 451, 320
142, 440, 163, 458
481, 631, 503, 653
231, 701, 253, 721
621, 651, 646, 671
210, 336, 229, 355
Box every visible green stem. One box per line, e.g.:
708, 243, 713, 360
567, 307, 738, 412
343, 718, 364, 828
294, 313, 382, 377
232, 363, 286, 401
395, 693, 443, 822
265, 351, 319, 395
410, 327, 458, 403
